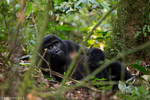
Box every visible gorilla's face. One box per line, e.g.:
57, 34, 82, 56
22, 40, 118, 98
42, 35, 68, 65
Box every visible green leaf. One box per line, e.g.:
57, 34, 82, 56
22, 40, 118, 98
131, 64, 148, 74
134, 31, 141, 38
96, 37, 104, 42
102, 31, 108, 37
105, 36, 110, 39
89, 0, 99, 5
148, 25, 150, 32
20, 55, 32, 59
136, 85, 149, 96
118, 81, 127, 91
54, 0, 64, 5
84, 0, 89, 5
100, 3, 110, 10
56, 25, 75, 31
26, 2, 32, 15
74, 0, 83, 8
19, 62, 30, 66
75, 0, 99, 8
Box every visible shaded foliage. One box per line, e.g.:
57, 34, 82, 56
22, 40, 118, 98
0, 0, 150, 99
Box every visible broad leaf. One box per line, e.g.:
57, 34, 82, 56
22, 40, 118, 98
131, 64, 148, 74
100, 3, 110, 10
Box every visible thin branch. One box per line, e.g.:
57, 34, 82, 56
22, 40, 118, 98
37, 49, 48, 68
70, 44, 94, 78
31, 12, 39, 39
28, 43, 52, 78
24, 0, 30, 12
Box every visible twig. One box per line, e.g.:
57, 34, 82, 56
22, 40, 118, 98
24, 0, 30, 12
70, 44, 94, 78
40, 68, 101, 92
40, 68, 78, 82
89, 44, 95, 50
28, 43, 52, 78
31, 12, 39, 38
37, 49, 48, 68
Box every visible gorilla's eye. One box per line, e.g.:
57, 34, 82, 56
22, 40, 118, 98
53, 41, 58, 46
48, 45, 53, 49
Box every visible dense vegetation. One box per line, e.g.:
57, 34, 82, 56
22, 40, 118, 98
0, 0, 150, 99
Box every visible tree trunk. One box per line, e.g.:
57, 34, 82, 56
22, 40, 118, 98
106, 0, 150, 62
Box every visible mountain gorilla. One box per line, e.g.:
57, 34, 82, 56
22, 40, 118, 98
38, 35, 132, 86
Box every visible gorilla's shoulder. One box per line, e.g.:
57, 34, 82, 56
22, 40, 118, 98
63, 40, 80, 52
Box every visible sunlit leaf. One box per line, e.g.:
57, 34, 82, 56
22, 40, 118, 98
118, 81, 126, 91
89, 0, 99, 5
56, 25, 75, 31
20, 55, 32, 59
74, 0, 83, 8
19, 62, 30, 66
26, 2, 32, 15
75, 0, 99, 8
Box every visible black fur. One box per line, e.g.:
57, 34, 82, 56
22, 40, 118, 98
38, 35, 132, 85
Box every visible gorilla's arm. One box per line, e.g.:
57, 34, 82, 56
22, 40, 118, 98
107, 61, 133, 81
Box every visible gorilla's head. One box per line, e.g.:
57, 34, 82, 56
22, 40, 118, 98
88, 48, 105, 68
42, 35, 68, 66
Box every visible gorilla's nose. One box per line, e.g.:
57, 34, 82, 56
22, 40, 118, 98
55, 49, 60, 54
